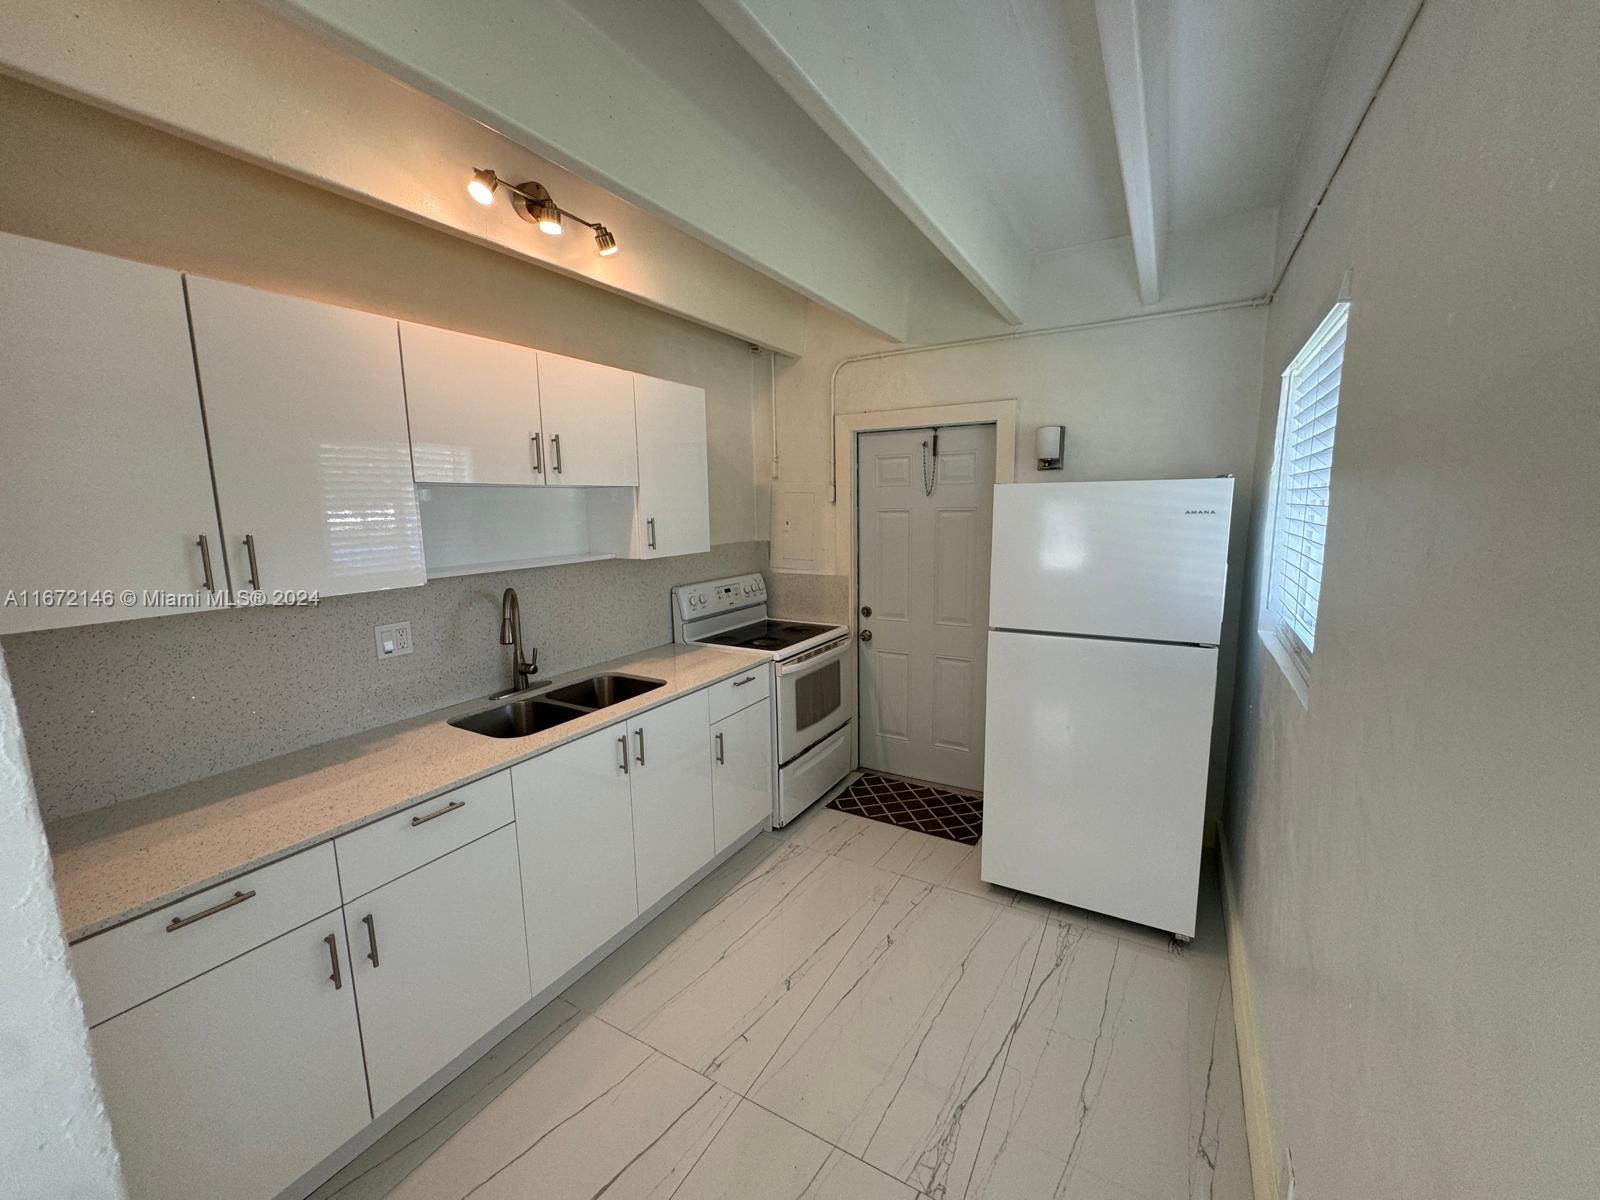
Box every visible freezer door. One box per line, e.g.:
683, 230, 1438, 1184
988, 478, 1233, 644
980, 630, 1217, 938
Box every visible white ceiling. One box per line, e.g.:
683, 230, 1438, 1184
258, 0, 1357, 334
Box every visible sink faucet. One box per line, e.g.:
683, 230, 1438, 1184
500, 588, 538, 693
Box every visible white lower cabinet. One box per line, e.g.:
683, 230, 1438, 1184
89, 911, 370, 1200
347, 825, 532, 1115
513, 729, 640, 995
629, 690, 717, 911
711, 697, 774, 853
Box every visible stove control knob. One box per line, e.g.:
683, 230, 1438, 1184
697, 591, 709, 606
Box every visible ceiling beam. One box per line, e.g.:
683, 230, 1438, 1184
1095, 0, 1170, 305
699, 0, 1032, 326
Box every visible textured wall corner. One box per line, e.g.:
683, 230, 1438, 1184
0, 648, 127, 1198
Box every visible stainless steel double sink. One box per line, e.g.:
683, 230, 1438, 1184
448, 673, 665, 739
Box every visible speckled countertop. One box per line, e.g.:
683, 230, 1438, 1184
46, 642, 768, 942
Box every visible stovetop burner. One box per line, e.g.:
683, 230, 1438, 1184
700, 619, 838, 653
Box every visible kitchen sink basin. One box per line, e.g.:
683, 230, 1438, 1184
541, 673, 665, 709
448, 697, 591, 739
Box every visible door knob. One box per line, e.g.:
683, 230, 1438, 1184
860, 605, 872, 618
859, 629, 872, 642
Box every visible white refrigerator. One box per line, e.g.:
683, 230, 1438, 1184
980, 477, 1233, 939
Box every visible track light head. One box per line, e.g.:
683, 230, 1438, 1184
595, 226, 619, 256
466, 168, 498, 206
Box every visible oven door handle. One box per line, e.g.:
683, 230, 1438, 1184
776, 636, 851, 677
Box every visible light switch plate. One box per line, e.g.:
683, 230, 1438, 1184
374, 621, 413, 659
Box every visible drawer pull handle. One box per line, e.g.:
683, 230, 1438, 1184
635, 727, 646, 767
715, 731, 725, 765
732, 675, 757, 687
165, 889, 256, 932
243, 533, 262, 590
197, 533, 216, 593
410, 798, 465, 826
530, 431, 543, 473
647, 516, 657, 550
325, 933, 343, 990
550, 433, 563, 474
618, 734, 630, 775
362, 914, 381, 968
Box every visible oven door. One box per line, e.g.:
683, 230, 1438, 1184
776, 636, 854, 764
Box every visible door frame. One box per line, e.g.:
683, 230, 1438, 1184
842, 399, 1015, 779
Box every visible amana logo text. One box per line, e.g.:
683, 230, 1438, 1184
1185, 509, 1218, 515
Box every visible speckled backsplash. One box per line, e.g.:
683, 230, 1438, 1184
5, 542, 768, 821
764, 572, 851, 625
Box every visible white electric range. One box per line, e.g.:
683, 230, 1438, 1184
672, 573, 854, 826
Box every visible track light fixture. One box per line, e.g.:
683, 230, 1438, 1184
466, 168, 620, 257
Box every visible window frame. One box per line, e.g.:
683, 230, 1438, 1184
1260, 300, 1349, 698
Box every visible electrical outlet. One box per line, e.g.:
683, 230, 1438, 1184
1280, 1147, 1296, 1200
374, 621, 413, 659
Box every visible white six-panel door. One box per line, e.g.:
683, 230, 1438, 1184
0, 233, 226, 633
400, 321, 546, 487
88, 912, 371, 1200
186, 276, 425, 599
535, 352, 639, 486
857, 425, 996, 791
512, 726, 640, 995
632, 375, 711, 557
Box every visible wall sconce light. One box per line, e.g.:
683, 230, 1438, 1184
466, 168, 619, 257
1036, 425, 1065, 471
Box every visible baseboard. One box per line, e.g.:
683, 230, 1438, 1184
1219, 830, 1278, 1200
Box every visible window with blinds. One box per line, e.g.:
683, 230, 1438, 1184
1265, 301, 1348, 666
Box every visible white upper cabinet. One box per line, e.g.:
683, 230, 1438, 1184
400, 321, 546, 487
535, 352, 639, 486
632, 375, 711, 558
0, 233, 226, 634
187, 277, 425, 599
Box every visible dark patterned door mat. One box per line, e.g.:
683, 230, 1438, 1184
828, 773, 982, 844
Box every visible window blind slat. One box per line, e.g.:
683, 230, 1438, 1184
1267, 303, 1347, 656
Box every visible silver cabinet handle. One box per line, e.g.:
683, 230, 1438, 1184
362, 914, 381, 968
550, 434, 563, 474
634, 727, 645, 766
243, 533, 261, 590
530, 432, 543, 473
617, 734, 630, 774
715, 731, 725, 765
647, 516, 657, 550
325, 933, 343, 990
410, 798, 464, 826
732, 675, 756, 687
197, 533, 216, 592
166, 889, 256, 932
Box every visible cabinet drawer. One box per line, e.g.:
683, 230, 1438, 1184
335, 771, 514, 900
72, 844, 341, 1028
706, 664, 771, 724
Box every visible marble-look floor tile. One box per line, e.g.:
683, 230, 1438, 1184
563, 832, 783, 1013
872, 827, 975, 884
939, 840, 1055, 917
379, 1016, 739, 1200
596, 842, 902, 1094
750, 877, 1046, 1198
788, 806, 912, 866
669, 1099, 920, 1199
964, 922, 1249, 1200
310, 998, 583, 1200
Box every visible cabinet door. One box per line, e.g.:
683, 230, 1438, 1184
632, 374, 711, 558
0, 233, 225, 634
536, 351, 639, 485
400, 321, 546, 486
186, 276, 425, 599
350, 825, 532, 1115
629, 691, 716, 911
512, 725, 639, 996
711, 698, 774, 853
89, 912, 369, 1200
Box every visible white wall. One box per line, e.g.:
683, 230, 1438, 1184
0, 648, 126, 1198
1227, 2, 1600, 1197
